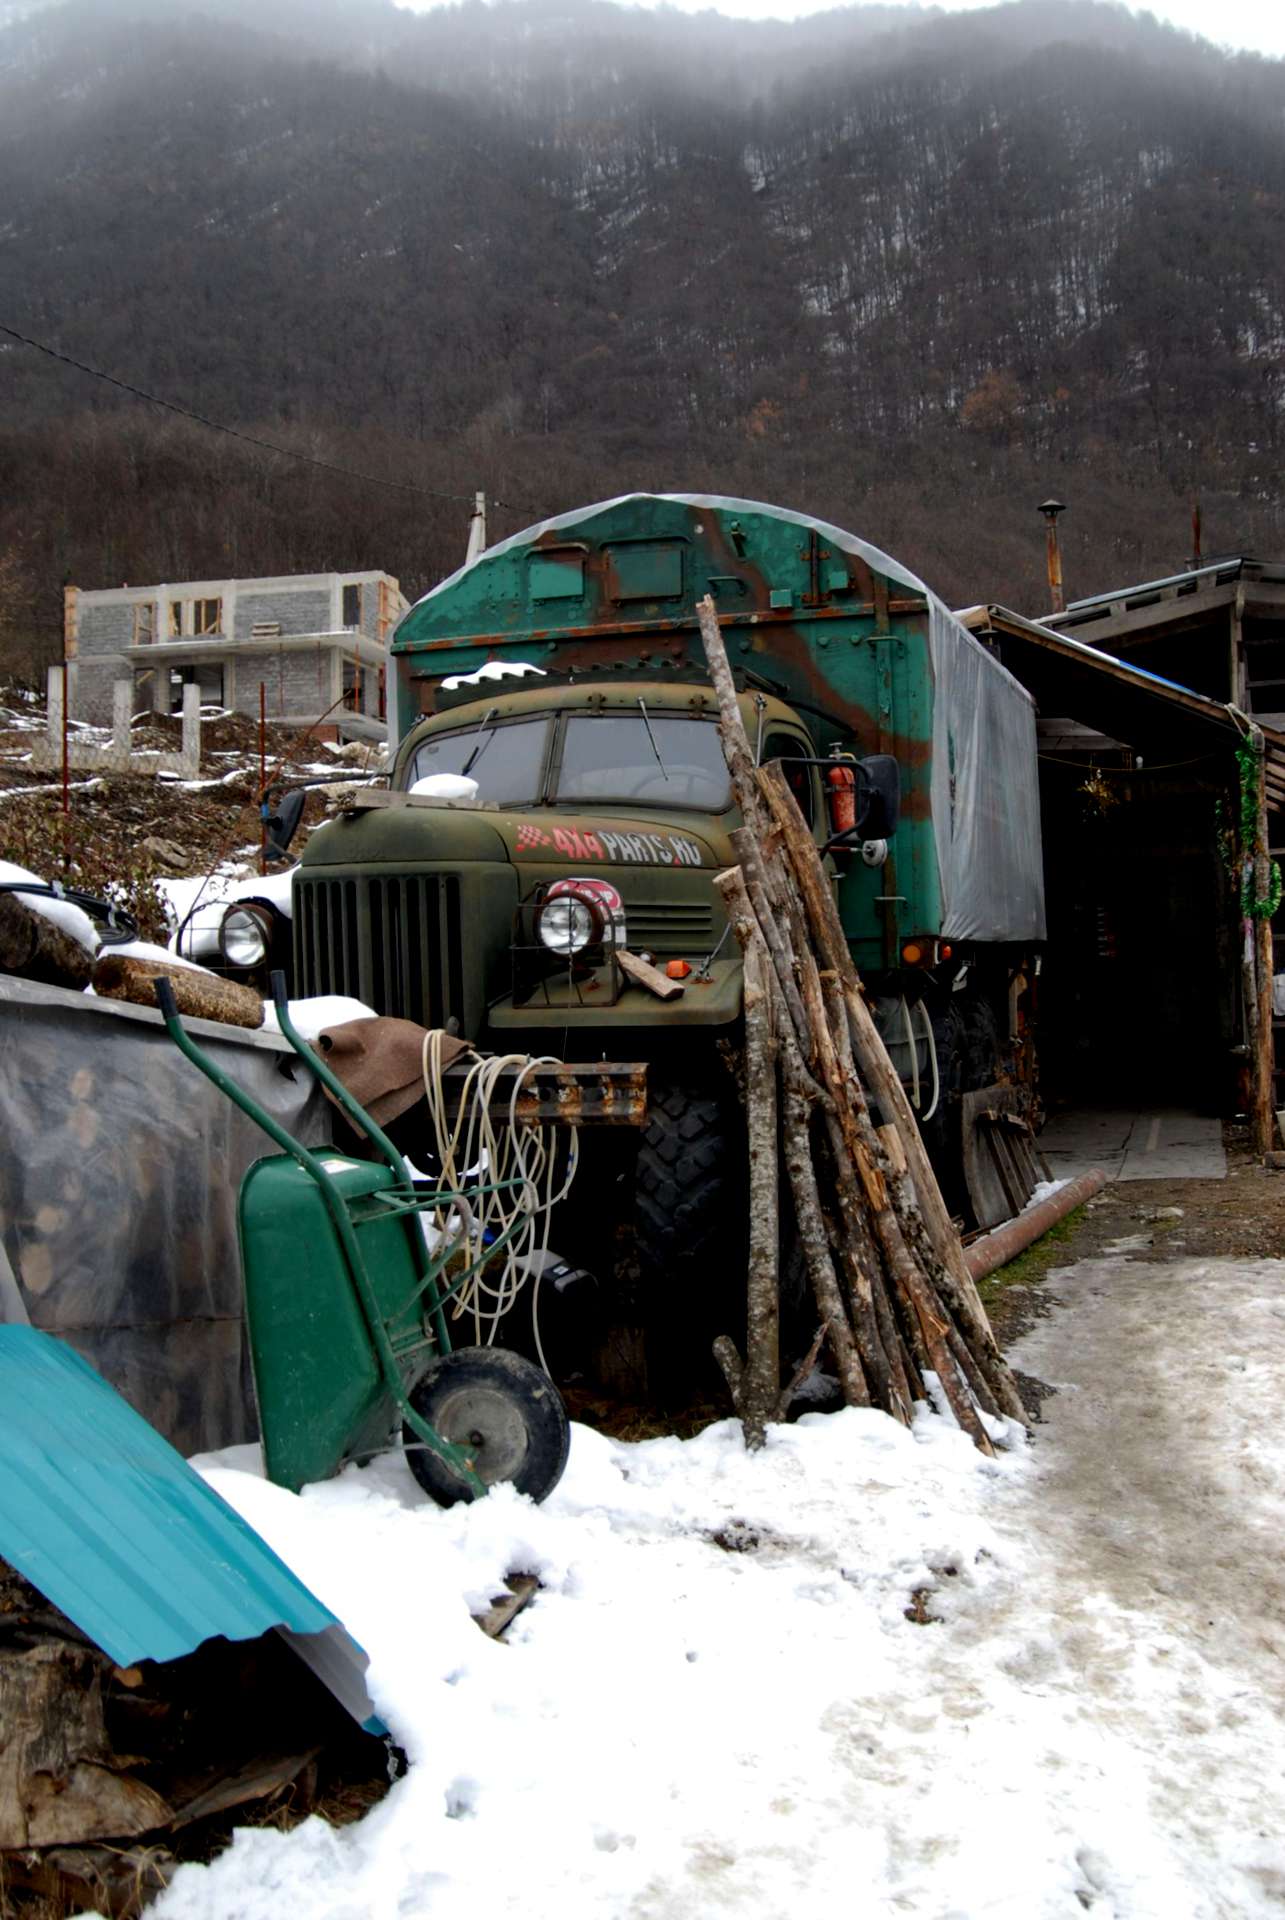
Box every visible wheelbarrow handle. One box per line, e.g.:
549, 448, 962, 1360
153, 978, 481, 1494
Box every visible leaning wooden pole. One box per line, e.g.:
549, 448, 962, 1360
716, 862, 873, 1413
755, 758, 1027, 1424
712, 930, 780, 1447
695, 593, 1026, 1448
1249, 727, 1276, 1156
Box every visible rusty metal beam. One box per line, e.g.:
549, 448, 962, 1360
437, 1059, 647, 1127
401, 599, 929, 657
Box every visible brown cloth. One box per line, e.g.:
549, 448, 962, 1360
315, 1017, 472, 1129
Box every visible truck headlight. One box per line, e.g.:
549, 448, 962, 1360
219, 903, 272, 968
537, 889, 599, 956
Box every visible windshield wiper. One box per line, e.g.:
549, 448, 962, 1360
637, 698, 669, 783
461, 706, 498, 777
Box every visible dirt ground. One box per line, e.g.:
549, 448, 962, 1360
985, 1121, 1285, 1358
0, 692, 381, 942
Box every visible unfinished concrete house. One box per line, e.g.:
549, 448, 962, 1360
63, 569, 408, 741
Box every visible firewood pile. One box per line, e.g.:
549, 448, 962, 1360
695, 597, 1028, 1453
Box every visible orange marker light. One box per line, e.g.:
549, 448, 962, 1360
901, 942, 924, 965
940, 944, 953, 960
666, 959, 692, 980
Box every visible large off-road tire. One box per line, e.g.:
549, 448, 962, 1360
635, 1072, 744, 1399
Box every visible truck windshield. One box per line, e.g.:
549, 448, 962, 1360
408, 717, 550, 806
556, 714, 730, 810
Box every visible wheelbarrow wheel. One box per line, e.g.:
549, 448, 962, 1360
403, 1347, 570, 1508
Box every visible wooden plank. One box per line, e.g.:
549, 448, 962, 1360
473, 1575, 539, 1639
616, 947, 685, 1001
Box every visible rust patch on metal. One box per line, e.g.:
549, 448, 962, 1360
436, 1060, 647, 1128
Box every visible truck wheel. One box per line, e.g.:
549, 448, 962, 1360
634, 1073, 744, 1397
403, 1347, 570, 1508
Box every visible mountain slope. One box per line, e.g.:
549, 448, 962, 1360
0, 0, 1282, 635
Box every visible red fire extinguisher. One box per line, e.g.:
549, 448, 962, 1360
827, 761, 856, 835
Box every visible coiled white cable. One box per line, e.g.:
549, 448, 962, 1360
418, 1032, 580, 1373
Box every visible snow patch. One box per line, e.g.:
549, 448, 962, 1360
0, 858, 99, 953
440, 660, 545, 690
261, 994, 377, 1039
408, 774, 480, 802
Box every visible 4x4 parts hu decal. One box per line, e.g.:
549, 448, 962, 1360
513, 823, 704, 867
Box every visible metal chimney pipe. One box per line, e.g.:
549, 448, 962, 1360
1040, 498, 1067, 614
465, 491, 488, 566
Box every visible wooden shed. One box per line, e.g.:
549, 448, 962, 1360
957, 599, 1285, 1146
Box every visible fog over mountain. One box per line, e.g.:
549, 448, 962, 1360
1, 0, 1282, 664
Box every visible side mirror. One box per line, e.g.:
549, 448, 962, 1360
857, 755, 899, 840
266, 788, 306, 860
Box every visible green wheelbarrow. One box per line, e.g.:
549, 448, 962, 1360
155, 971, 570, 1508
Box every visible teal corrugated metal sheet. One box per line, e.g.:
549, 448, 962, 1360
0, 1327, 340, 1666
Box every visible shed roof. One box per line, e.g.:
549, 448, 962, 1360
1044, 557, 1285, 651
957, 604, 1285, 802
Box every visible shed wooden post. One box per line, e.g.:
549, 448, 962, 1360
1250, 728, 1276, 1154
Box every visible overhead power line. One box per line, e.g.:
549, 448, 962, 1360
0, 320, 539, 519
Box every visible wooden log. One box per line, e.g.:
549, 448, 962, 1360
92, 954, 265, 1029
726, 829, 810, 1048
780, 1081, 871, 1409
695, 596, 774, 843
798, 948, 897, 1415
719, 864, 870, 1409
698, 599, 1014, 1447
0, 891, 93, 991
712, 932, 780, 1448
0, 1644, 171, 1848
756, 759, 1027, 1425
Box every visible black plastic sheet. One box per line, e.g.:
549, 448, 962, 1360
0, 977, 329, 1455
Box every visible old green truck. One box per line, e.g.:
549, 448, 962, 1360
293, 494, 1045, 1304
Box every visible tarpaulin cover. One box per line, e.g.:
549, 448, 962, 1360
927, 602, 1046, 943
0, 977, 329, 1455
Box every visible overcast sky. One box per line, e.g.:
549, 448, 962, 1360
397, 0, 1285, 61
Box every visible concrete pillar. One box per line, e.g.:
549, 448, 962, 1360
46, 665, 63, 753
180, 681, 201, 777
111, 680, 132, 769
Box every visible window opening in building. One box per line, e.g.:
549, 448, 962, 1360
193, 598, 222, 636
133, 602, 157, 645
342, 583, 363, 629
169, 664, 224, 713
169, 601, 183, 638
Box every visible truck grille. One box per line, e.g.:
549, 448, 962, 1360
626, 899, 715, 953
294, 873, 464, 1027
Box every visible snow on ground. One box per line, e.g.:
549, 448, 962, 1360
148, 1254, 1285, 1920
